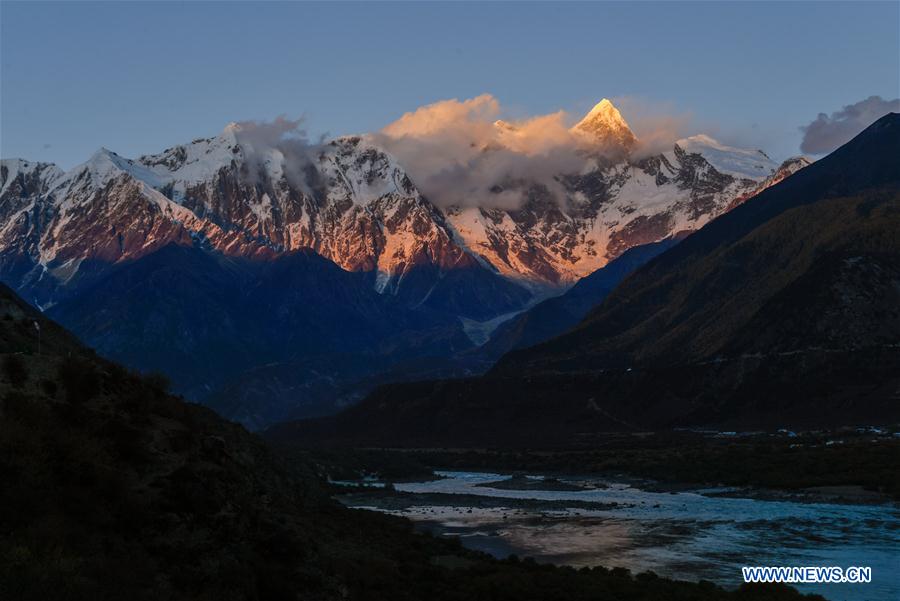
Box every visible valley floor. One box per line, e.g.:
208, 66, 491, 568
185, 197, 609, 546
286, 426, 900, 503
269, 427, 900, 600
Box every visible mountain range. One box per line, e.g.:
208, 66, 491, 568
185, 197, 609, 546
269, 112, 900, 447
0, 100, 810, 429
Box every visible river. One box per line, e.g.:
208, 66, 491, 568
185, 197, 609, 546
343, 471, 899, 601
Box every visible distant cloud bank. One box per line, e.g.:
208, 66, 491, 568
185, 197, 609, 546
800, 96, 900, 154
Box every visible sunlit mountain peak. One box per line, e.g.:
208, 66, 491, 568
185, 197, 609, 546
572, 98, 637, 151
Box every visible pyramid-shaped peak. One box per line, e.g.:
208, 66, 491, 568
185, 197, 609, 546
89, 146, 117, 160
586, 98, 618, 116
573, 99, 637, 151
84, 147, 131, 173
580, 99, 629, 125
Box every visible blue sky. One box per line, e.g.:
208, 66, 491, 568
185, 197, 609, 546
2, 1, 898, 168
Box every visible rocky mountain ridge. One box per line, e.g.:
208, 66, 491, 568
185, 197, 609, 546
0, 101, 813, 427
2, 100, 810, 306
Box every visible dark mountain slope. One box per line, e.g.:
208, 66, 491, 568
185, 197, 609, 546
480, 238, 680, 359
272, 114, 900, 446
496, 113, 900, 372
47, 244, 471, 429
1, 282, 344, 599
46, 245, 256, 394
496, 187, 900, 375
0, 283, 816, 601
237, 240, 684, 430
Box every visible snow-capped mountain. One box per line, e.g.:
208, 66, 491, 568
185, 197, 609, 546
0, 130, 528, 317
443, 101, 810, 287
1, 99, 809, 308
675, 134, 778, 179
135, 129, 472, 287
0, 101, 812, 427
571, 98, 638, 152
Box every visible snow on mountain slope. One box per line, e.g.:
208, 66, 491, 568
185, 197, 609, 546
1, 160, 66, 254
135, 132, 483, 295
444, 118, 809, 287
138, 125, 246, 192
1, 101, 811, 308
0, 132, 528, 317
0, 159, 65, 198
676, 134, 779, 180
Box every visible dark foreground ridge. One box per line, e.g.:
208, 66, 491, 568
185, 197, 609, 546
272, 113, 900, 448
1, 283, 822, 600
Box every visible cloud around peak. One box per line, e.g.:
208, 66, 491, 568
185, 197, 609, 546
374, 94, 590, 209
213, 95, 723, 211
374, 94, 686, 209
799, 96, 900, 155
225, 115, 325, 190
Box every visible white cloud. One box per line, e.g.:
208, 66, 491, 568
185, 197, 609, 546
375, 95, 592, 209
